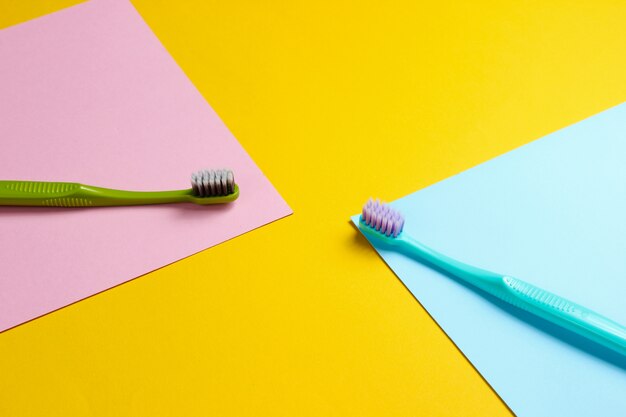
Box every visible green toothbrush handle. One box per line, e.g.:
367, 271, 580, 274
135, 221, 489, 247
0, 181, 236, 207
398, 235, 626, 356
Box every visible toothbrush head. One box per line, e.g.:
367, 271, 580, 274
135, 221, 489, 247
359, 198, 404, 239
189, 169, 239, 204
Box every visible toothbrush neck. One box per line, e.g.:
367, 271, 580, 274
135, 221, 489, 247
80, 185, 191, 204
398, 234, 501, 284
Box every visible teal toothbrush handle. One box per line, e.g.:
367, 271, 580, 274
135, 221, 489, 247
398, 234, 626, 356
0, 181, 238, 207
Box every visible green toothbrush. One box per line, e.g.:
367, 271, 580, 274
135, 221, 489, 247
0, 169, 239, 207
359, 198, 626, 357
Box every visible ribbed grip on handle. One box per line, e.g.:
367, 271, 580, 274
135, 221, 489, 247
0, 181, 78, 194
501, 276, 626, 356
0, 181, 86, 206
502, 277, 578, 313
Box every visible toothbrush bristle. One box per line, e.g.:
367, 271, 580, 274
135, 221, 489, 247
191, 169, 235, 197
361, 198, 404, 238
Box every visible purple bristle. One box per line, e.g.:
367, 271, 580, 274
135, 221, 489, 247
361, 199, 404, 237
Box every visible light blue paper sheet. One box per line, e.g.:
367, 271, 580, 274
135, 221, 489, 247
352, 103, 626, 417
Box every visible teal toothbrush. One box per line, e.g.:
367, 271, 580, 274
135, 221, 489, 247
0, 169, 239, 207
359, 198, 626, 357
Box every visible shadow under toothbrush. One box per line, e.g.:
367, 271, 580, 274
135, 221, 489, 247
0, 201, 236, 217
351, 222, 626, 372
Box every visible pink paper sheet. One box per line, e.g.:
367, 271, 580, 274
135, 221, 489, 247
0, 0, 291, 332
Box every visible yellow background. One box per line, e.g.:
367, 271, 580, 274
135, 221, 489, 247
1, 1, 626, 415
